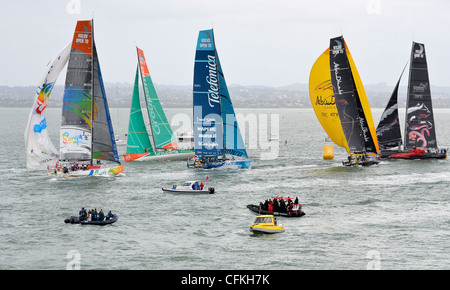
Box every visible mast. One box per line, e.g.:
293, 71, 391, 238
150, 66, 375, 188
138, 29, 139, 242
90, 19, 95, 165
211, 29, 226, 158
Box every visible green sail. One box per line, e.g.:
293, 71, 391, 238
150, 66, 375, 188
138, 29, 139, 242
126, 66, 153, 155
137, 47, 180, 150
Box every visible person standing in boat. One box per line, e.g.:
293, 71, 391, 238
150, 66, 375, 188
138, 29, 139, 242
79, 207, 87, 221
92, 209, 98, 221
99, 209, 104, 221
106, 211, 114, 220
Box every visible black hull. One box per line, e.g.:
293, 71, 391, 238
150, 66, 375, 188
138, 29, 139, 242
342, 160, 380, 167
247, 204, 305, 217
64, 214, 118, 226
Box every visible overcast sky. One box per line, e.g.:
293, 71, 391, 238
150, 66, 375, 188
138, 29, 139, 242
1, 0, 449, 88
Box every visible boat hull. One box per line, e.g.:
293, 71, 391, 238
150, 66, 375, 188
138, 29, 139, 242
383, 150, 447, 160
124, 150, 194, 162
162, 187, 215, 194
249, 225, 285, 234
389, 152, 447, 160
64, 214, 118, 226
188, 159, 252, 169
342, 154, 380, 167
342, 159, 380, 166
49, 165, 125, 178
247, 204, 305, 217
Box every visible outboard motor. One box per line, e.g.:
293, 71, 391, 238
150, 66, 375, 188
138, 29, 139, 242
208, 187, 215, 194
64, 216, 80, 224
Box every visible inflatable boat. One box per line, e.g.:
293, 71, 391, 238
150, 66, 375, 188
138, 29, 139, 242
64, 214, 118, 226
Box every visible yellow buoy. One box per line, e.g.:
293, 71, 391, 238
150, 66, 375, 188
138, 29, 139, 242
323, 145, 334, 160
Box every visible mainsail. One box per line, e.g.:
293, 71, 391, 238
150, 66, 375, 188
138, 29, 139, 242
125, 66, 154, 157
60, 20, 119, 164
25, 42, 71, 171
136, 47, 180, 150
193, 29, 248, 159
329, 36, 379, 155
404, 42, 437, 149
193, 29, 225, 157
376, 66, 406, 150
125, 47, 187, 161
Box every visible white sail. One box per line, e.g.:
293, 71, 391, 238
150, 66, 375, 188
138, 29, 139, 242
24, 42, 71, 171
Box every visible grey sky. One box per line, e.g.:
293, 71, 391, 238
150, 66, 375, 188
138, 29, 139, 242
1, 0, 449, 88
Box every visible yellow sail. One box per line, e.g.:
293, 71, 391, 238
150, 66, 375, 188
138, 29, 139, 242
345, 42, 380, 154
309, 48, 350, 153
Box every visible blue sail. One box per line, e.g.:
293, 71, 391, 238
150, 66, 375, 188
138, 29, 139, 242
96, 57, 119, 163
216, 53, 248, 158
193, 29, 224, 157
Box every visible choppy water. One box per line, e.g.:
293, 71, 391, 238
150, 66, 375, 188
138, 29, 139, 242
1, 107, 449, 270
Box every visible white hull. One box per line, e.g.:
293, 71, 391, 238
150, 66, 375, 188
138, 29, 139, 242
48, 165, 124, 178
162, 188, 214, 194
134, 151, 193, 161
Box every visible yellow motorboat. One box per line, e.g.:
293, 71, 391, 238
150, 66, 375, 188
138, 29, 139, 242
249, 215, 285, 234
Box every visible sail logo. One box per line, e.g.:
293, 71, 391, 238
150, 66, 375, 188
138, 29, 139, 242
35, 83, 53, 115
200, 37, 212, 49
413, 82, 428, 93
206, 55, 220, 107
414, 44, 424, 59
332, 62, 344, 95
33, 118, 48, 133
138, 49, 150, 77
359, 117, 370, 142
76, 33, 89, 45
315, 95, 335, 106
61, 131, 88, 146
331, 40, 344, 57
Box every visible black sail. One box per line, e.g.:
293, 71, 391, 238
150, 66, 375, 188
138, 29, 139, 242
376, 66, 406, 150
329, 36, 375, 154
404, 42, 437, 149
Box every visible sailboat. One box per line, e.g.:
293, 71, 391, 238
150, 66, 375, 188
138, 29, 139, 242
376, 42, 447, 159
123, 47, 194, 161
187, 29, 252, 169
309, 36, 380, 166
25, 20, 125, 177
